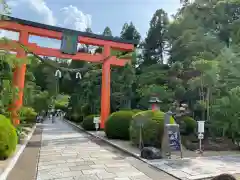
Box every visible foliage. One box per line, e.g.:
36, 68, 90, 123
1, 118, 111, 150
121, 22, 141, 44
19, 107, 37, 123
81, 114, 98, 131
105, 111, 135, 140
211, 86, 240, 145
55, 94, 69, 112
180, 116, 197, 135
32, 91, 50, 113
131, 109, 142, 114
143, 9, 169, 64
55, 102, 67, 112
188, 59, 219, 121
69, 113, 83, 123
129, 110, 175, 148
0, 114, 18, 159
15, 125, 23, 139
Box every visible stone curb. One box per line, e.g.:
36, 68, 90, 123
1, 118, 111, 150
0, 124, 37, 180
62, 119, 181, 180
34, 123, 43, 180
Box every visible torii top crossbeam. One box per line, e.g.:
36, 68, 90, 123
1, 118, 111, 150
2, 16, 137, 46
0, 15, 137, 65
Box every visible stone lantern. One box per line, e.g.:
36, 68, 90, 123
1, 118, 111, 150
149, 95, 162, 111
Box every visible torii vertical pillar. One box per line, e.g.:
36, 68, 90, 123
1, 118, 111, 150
12, 31, 28, 125
100, 45, 111, 129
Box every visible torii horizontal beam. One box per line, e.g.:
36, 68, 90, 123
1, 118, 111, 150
0, 40, 129, 66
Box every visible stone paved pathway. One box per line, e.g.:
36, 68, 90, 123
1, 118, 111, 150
147, 155, 240, 180
36, 118, 240, 180
86, 130, 240, 180
36, 118, 169, 180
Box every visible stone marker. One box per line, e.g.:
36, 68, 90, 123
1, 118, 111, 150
161, 111, 182, 158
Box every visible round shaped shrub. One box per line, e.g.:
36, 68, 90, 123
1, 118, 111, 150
129, 110, 175, 148
0, 114, 11, 124
105, 111, 135, 140
0, 115, 18, 160
70, 113, 80, 122
19, 107, 37, 123
82, 115, 98, 131
180, 116, 197, 135
131, 109, 142, 114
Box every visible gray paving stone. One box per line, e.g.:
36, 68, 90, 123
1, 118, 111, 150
38, 164, 57, 170
36, 119, 154, 180
38, 167, 71, 174
116, 172, 145, 178
57, 162, 77, 167
82, 168, 107, 175
114, 178, 131, 180
69, 165, 92, 171
75, 160, 95, 165
130, 175, 152, 180
105, 163, 132, 168
90, 164, 107, 169
66, 158, 84, 163
168, 170, 190, 178
38, 160, 66, 166
54, 178, 74, 180
60, 170, 83, 177
97, 172, 117, 179
37, 173, 56, 180
106, 167, 139, 174
74, 174, 100, 180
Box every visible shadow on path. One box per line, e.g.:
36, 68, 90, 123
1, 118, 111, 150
7, 124, 43, 180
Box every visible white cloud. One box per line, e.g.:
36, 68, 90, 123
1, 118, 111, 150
6, 0, 56, 25
0, 30, 19, 40
21, 0, 56, 25
1, 0, 56, 40
60, 5, 92, 31
4, 1, 92, 31
6, 0, 18, 7
1, 1, 93, 49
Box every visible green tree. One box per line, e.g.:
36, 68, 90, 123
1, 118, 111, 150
120, 22, 141, 44
103, 26, 112, 36
143, 9, 169, 65
188, 59, 219, 121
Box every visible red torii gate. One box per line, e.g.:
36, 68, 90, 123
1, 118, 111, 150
0, 16, 136, 128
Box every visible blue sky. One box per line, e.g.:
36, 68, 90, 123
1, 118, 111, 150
2, 0, 181, 48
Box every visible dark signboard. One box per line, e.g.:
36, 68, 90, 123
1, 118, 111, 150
60, 32, 78, 55
167, 127, 181, 151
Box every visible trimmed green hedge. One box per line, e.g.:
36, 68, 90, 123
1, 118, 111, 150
0, 115, 18, 160
70, 113, 83, 123
105, 111, 135, 140
131, 109, 142, 114
129, 110, 175, 148
82, 114, 98, 131
180, 116, 197, 135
